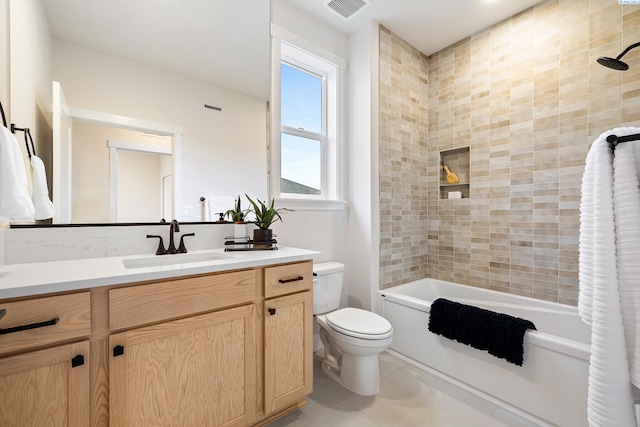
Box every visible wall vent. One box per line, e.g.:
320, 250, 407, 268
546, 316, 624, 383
324, 0, 370, 20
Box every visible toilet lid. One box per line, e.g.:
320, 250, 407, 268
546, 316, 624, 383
326, 307, 393, 339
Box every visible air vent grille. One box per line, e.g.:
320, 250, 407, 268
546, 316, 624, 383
324, 0, 370, 20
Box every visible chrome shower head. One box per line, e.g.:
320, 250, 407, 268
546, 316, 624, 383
598, 41, 640, 71
597, 57, 629, 70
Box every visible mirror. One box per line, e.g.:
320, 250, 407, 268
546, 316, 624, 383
8, 0, 271, 225
51, 96, 180, 224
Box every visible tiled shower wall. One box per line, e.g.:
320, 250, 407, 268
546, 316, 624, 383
378, 26, 430, 288
378, 0, 640, 306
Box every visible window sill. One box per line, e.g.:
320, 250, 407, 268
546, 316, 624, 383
274, 198, 348, 211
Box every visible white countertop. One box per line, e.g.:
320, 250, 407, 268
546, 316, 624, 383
0, 246, 320, 299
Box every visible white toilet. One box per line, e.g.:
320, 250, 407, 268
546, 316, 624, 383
313, 262, 393, 396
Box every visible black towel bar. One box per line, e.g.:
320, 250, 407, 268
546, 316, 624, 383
0, 99, 6, 128
9, 124, 34, 158
606, 132, 640, 150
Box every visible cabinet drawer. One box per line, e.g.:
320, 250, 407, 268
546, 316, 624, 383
264, 261, 312, 299
0, 292, 91, 356
109, 269, 256, 331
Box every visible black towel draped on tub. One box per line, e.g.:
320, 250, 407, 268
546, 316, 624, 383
428, 298, 536, 366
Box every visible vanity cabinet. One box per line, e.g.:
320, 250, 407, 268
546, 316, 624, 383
0, 259, 314, 427
263, 263, 313, 415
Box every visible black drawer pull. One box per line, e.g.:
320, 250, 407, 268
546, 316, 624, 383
0, 317, 59, 335
268, 308, 276, 316
0, 309, 5, 320
278, 276, 304, 284
71, 354, 85, 368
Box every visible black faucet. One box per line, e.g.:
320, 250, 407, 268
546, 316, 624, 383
147, 220, 195, 255
146, 234, 168, 255
167, 219, 180, 254
177, 233, 195, 253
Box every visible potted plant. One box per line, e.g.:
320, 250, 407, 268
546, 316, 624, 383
245, 194, 292, 247
225, 196, 248, 240
224, 195, 246, 223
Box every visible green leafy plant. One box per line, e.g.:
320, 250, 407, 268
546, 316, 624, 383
245, 194, 292, 229
224, 195, 247, 223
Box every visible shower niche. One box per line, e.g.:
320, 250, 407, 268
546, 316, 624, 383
439, 146, 470, 199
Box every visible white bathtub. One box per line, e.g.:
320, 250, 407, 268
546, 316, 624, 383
378, 278, 591, 427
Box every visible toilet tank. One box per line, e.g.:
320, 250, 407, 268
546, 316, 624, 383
312, 262, 345, 315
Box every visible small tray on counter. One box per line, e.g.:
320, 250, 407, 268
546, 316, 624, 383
224, 237, 278, 252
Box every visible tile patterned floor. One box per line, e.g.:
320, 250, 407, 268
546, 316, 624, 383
268, 351, 543, 427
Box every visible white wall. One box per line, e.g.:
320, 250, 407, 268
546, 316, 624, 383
9, 0, 52, 147
0, 228, 5, 266
1, 0, 10, 240
117, 150, 163, 223
271, 0, 348, 60
0, 0, 9, 123
346, 23, 378, 311
52, 41, 268, 221
5, 0, 53, 203
269, 0, 350, 272
270, 207, 348, 264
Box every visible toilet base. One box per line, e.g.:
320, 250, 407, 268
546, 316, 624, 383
321, 352, 381, 396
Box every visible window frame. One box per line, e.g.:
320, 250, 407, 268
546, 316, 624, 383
270, 25, 346, 209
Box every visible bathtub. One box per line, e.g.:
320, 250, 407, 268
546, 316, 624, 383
378, 278, 591, 427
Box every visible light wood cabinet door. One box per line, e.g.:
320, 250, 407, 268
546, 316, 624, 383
109, 305, 256, 427
0, 341, 90, 427
264, 291, 313, 413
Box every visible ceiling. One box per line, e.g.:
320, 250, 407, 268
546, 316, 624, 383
285, 0, 546, 56
41, 0, 271, 100
42, 0, 545, 101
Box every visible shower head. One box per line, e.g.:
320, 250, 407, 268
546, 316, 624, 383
597, 41, 640, 71
597, 57, 629, 70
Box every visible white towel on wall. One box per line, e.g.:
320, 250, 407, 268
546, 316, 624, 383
30, 155, 55, 220
579, 127, 638, 427
613, 138, 640, 388
0, 125, 35, 222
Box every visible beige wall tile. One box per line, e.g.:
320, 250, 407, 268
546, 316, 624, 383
378, 0, 640, 306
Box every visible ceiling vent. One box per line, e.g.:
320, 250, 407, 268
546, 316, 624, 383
324, 0, 370, 20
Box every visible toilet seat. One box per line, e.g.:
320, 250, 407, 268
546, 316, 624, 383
326, 307, 393, 340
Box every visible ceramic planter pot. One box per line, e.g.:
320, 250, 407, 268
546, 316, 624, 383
253, 229, 273, 248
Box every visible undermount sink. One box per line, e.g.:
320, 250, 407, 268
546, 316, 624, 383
122, 251, 231, 269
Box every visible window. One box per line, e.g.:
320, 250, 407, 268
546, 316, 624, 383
280, 62, 323, 195
270, 27, 344, 206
